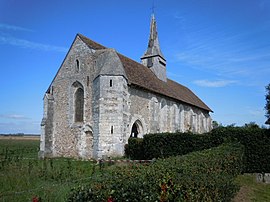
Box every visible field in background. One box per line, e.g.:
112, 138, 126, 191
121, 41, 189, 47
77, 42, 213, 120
0, 138, 100, 201
0, 135, 40, 141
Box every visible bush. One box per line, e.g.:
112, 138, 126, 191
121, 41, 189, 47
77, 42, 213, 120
211, 127, 270, 173
125, 138, 144, 160
68, 143, 244, 201
126, 127, 270, 173
126, 132, 223, 160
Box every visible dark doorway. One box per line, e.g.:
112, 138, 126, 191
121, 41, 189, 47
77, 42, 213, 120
130, 123, 139, 138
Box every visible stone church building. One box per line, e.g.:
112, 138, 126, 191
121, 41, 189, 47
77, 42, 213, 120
40, 15, 212, 159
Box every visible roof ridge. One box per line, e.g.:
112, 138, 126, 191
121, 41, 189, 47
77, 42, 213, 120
77, 34, 212, 112
77, 33, 107, 50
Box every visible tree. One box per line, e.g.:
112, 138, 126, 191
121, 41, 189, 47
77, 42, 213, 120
212, 120, 222, 129
244, 122, 259, 128
265, 83, 270, 125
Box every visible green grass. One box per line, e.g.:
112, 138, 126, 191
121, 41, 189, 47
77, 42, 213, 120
0, 139, 100, 201
0, 139, 39, 158
2, 139, 270, 201
235, 174, 270, 202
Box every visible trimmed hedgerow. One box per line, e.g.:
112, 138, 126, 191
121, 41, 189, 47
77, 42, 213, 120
211, 127, 270, 173
126, 128, 270, 173
68, 143, 244, 202
143, 132, 223, 159
125, 138, 144, 160
125, 132, 223, 160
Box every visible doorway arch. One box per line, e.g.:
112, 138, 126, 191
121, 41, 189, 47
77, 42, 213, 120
130, 120, 144, 138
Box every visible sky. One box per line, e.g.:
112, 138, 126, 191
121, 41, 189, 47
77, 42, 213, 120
0, 0, 269, 134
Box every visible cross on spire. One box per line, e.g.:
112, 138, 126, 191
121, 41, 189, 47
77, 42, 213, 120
151, 1, 156, 15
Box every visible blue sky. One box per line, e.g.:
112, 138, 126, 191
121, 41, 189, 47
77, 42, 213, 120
0, 0, 269, 134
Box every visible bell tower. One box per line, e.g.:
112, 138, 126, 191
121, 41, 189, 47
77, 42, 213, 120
141, 14, 167, 82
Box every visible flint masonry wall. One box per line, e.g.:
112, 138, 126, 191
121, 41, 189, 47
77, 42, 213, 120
46, 37, 97, 159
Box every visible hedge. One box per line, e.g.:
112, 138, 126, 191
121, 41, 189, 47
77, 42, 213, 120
125, 138, 144, 160
125, 132, 223, 160
68, 143, 244, 202
211, 127, 270, 173
126, 127, 270, 173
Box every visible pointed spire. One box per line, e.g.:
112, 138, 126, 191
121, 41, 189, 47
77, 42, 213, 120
143, 14, 165, 59
141, 14, 167, 82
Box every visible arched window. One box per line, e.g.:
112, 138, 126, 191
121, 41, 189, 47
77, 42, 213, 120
74, 88, 84, 122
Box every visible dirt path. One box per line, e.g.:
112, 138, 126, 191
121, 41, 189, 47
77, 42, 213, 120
232, 186, 253, 202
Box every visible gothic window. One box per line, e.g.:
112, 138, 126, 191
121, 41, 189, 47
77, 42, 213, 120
74, 88, 84, 122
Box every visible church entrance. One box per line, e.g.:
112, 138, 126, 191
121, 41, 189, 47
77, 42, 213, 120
130, 120, 144, 138
131, 123, 139, 138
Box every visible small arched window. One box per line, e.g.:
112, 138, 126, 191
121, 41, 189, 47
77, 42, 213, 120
74, 88, 84, 122
76, 59, 80, 72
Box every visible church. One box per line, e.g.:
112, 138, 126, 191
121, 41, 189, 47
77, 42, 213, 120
39, 15, 213, 159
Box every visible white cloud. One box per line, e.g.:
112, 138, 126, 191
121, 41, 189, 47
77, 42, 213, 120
173, 22, 270, 82
247, 108, 265, 117
0, 35, 68, 52
193, 79, 236, 87
0, 121, 40, 134
0, 114, 30, 120
0, 23, 34, 32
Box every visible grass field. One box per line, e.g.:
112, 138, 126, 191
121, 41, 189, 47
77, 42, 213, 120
234, 174, 270, 202
0, 138, 101, 201
1, 138, 270, 201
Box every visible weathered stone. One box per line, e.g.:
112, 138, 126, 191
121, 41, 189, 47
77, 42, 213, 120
40, 15, 213, 160
256, 173, 270, 184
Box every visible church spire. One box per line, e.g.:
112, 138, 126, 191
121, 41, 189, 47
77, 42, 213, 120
141, 14, 167, 82
143, 14, 165, 59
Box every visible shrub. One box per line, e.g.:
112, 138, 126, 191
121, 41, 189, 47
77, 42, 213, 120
68, 143, 244, 201
126, 132, 223, 160
125, 138, 144, 160
211, 127, 270, 173
126, 127, 270, 173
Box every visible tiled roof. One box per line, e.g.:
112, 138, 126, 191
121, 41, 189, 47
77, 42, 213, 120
78, 33, 212, 112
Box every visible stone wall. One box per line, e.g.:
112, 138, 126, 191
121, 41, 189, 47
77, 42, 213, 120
41, 36, 97, 159
92, 75, 129, 159
127, 86, 212, 143
41, 35, 212, 160
39, 93, 54, 158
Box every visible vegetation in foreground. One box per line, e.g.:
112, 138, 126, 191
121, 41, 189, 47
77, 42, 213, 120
69, 142, 244, 201
0, 139, 98, 201
1, 126, 270, 201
